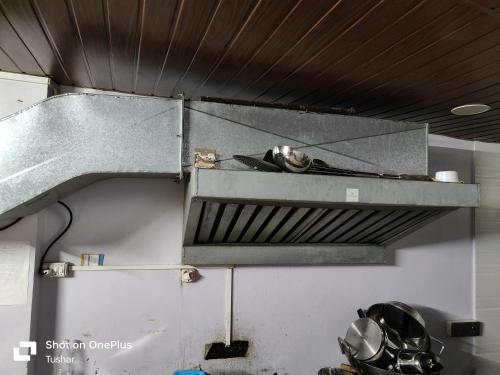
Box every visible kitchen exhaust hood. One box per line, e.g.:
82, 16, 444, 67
182, 168, 479, 266
1, 94, 479, 266
180, 100, 479, 266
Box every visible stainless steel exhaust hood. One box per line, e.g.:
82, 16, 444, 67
182, 168, 479, 266
180, 100, 479, 266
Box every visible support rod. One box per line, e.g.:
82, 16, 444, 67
225, 267, 234, 347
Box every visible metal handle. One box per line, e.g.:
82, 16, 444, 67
430, 336, 445, 357
338, 337, 357, 357
338, 337, 347, 354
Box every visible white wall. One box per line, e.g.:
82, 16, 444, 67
474, 141, 500, 373
0, 73, 50, 375
32, 139, 476, 375
0, 73, 51, 118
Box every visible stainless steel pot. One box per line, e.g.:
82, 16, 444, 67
358, 357, 442, 375
338, 338, 442, 375
397, 350, 443, 374
366, 301, 430, 352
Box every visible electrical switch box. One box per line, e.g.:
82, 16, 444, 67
446, 320, 482, 337
41, 262, 70, 278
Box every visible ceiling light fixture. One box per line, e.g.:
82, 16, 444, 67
451, 103, 491, 116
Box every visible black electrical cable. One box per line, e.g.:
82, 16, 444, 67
0, 217, 23, 231
39, 201, 73, 275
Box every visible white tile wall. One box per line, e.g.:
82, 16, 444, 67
475, 142, 500, 366
0, 74, 50, 375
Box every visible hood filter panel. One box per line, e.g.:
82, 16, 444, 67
193, 202, 447, 246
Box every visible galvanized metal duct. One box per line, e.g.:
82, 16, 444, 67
184, 100, 428, 175
0, 93, 182, 219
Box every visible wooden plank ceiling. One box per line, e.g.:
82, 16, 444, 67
1, 0, 500, 142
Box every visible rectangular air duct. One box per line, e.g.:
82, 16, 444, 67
0, 93, 182, 219
184, 100, 428, 175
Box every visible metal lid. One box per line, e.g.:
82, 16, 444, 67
345, 318, 384, 361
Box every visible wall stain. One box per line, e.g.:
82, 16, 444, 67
147, 328, 167, 335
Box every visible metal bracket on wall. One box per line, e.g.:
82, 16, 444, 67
194, 149, 217, 169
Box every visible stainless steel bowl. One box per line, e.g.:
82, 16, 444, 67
272, 145, 312, 173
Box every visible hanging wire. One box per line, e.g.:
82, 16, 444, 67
39, 201, 73, 275
0, 217, 23, 231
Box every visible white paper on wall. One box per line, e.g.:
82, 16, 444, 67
0, 242, 31, 305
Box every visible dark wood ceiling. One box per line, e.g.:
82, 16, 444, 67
1, 0, 500, 142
